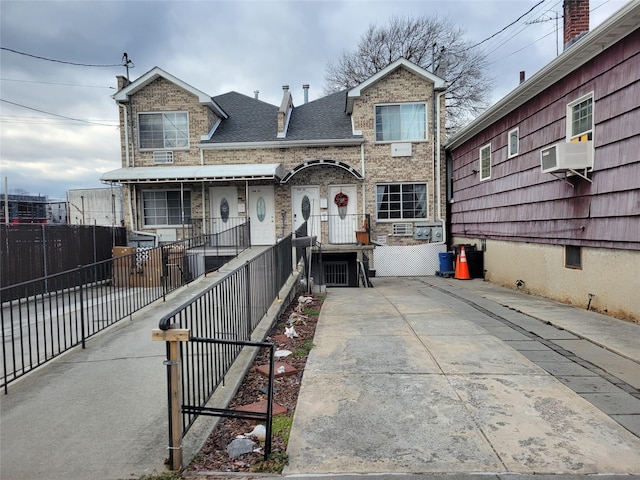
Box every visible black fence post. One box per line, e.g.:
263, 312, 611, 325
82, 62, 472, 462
245, 261, 251, 341
162, 246, 168, 302
77, 265, 86, 349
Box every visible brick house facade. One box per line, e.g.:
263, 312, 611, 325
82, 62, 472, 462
102, 58, 447, 277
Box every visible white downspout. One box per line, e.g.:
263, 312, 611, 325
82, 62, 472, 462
360, 142, 366, 216
435, 90, 446, 244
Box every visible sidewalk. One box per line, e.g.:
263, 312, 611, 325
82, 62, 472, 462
284, 276, 640, 477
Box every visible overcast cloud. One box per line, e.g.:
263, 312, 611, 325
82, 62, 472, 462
0, 0, 631, 199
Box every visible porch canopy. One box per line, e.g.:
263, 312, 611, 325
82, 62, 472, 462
101, 164, 285, 184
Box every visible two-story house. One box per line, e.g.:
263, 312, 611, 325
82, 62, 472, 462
445, 0, 640, 319
101, 58, 447, 283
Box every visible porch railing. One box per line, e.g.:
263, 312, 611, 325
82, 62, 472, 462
305, 213, 370, 245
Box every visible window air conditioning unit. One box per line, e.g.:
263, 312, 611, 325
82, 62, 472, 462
153, 151, 174, 164
540, 141, 593, 173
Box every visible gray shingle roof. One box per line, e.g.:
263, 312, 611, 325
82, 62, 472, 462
203, 90, 360, 144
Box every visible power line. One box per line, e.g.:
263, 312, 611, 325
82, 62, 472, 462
457, 0, 547, 53
0, 99, 118, 127
0, 47, 127, 68
0, 77, 115, 89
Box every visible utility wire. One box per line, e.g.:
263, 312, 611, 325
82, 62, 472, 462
457, 0, 547, 53
0, 99, 118, 127
0, 77, 115, 89
0, 47, 127, 68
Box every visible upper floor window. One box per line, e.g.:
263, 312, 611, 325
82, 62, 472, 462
567, 94, 593, 142
139, 112, 189, 150
375, 103, 426, 142
508, 128, 519, 158
376, 183, 427, 220
142, 190, 191, 226
479, 143, 491, 180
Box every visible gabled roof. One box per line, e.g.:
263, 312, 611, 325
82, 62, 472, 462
446, 0, 640, 150
113, 67, 227, 119
346, 57, 446, 113
200, 90, 362, 147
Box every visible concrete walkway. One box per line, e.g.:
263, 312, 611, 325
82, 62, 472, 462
0, 247, 279, 480
2, 272, 639, 479
284, 276, 640, 477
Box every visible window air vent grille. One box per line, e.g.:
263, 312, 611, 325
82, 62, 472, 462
153, 151, 174, 164
392, 223, 413, 236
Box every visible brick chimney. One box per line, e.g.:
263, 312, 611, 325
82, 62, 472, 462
116, 75, 129, 91
564, 0, 589, 49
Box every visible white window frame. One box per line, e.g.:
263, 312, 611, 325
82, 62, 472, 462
138, 111, 190, 150
479, 143, 491, 181
376, 182, 428, 222
374, 102, 427, 143
566, 92, 593, 142
142, 189, 192, 227
508, 127, 519, 158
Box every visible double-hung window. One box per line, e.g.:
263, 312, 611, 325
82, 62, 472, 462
142, 190, 192, 226
479, 143, 491, 180
567, 94, 593, 142
139, 112, 189, 149
375, 103, 426, 142
376, 183, 427, 220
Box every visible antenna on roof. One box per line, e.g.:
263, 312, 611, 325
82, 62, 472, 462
122, 53, 135, 81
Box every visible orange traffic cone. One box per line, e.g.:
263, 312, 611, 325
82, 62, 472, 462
454, 246, 471, 280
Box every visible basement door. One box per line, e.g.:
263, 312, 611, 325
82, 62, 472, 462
291, 186, 321, 242
248, 185, 276, 245
328, 184, 357, 244
209, 186, 238, 233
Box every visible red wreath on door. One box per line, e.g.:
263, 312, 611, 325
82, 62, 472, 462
334, 192, 349, 208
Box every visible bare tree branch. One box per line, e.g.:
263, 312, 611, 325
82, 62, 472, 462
324, 14, 494, 133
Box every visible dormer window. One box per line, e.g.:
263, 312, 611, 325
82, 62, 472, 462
139, 112, 189, 149
375, 103, 426, 142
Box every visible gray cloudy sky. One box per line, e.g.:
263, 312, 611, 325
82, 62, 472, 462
0, 0, 630, 199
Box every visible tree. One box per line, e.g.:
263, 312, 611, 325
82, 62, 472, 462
324, 15, 494, 133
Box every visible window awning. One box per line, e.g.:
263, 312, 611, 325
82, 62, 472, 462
101, 164, 285, 184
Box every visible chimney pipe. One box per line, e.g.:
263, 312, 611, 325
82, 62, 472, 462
282, 85, 289, 92
519, 71, 526, 84
563, 0, 590, 50
303, 84, 309, 104
254, 90, 259, 100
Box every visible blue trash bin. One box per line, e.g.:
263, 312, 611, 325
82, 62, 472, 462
438, 252, 454, 272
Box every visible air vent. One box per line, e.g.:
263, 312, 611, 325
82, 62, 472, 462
392, 223, 413, 236
153, 151, 174, 164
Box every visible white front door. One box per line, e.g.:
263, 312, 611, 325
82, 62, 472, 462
209, 186, 238, 233
328, 185, 358, 244
248, 185, 276, 245
291, 186, 320, 241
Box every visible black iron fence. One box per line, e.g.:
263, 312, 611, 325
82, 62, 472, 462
156, 235, 294, 469
0, 222, 251, 393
